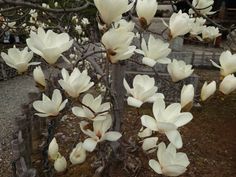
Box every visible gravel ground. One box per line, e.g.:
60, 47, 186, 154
0, 75, 37, 177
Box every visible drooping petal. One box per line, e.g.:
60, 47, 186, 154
82, 138, 98, 152
149, 159, 162, 174
165, 130, 183, 149
141, 115, 158, 131
162, 165, 187, 176
102, 131, 122, 141
174, 113, 193, 127
142, 137, 158, 153
127, 97, 143, 108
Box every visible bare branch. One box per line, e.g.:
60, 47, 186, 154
0, 0, 92, 13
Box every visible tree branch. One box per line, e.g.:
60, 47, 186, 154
0, 0, 92, 13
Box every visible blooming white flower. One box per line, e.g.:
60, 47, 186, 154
101, 28, 136, 63
94, 0, 134, 25
141, 98, 193, 148
142, 137, 158, 153
58, 68, 94, 98
189, 0, 215, 15
48, 138, 59, 160
69, 142, 86, 165
81, 18, 90, 26
33, 89, 68, 117
189, 22, 205, 37
219, 74, 236, 95
202, 26, 221, 41
180, 84, 194, 110
136, 0, 158, 27
123, 75, 164, 108
54, 155, 67, 172
163, 10, 193, 39
75, 25, 83, 35
33, 66, 46, 87
30, 9, 38, 19
211, 50, 236, 76
167, 59, 194, 82
26, 27, 73, 64
201, 81, 216, 101
135, 35, 171, 67
80, 115, 122, 152
1, 47, 39, 73
149, 142, 190, 176
72, 94, 110, 121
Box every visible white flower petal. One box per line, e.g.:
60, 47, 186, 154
103, 131, 122, 141
83, 138, 98, 152
141, 115, 158, 131
165, 130, 183, 149
149, 159, 162, 174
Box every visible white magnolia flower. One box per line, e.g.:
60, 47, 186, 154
58, 68, 94, 98
149, 142, 190, 176
26, 27, 73, 64
48, 138, 59, 160
141, 98, 193, 148
75, 25, 83, 35
80, 115, 122, 152
1, 47, 38, 73
94, 0, 134, 25
211, 50, 236, 76
136, 35, 171, 67
72, 93, 110, 121
123, 75, 164, 108
201, 81, 216, 101
101, 28, 136, 63
30, 9, 38, 19
54, 155, 67, 172
33, 89, 68, 117
163, 10, 193, 39
167, 59, 194, 82
114, 19, 135, 32
189, 0, 215, 15
180, 84, 194, 110
219, 74, 236, 95
202, 26, 221, 41
33, 66, 46, 87
142, 137, 158, 153
69, 142, 86, 165
136, 0, 158, 27
81, 18, 90, 26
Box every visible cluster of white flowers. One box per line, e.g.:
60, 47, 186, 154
189, 17, 221, 41
164, 12, 221, 42
211, 50, 236, 94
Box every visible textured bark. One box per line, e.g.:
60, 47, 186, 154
111, 63, 125, 132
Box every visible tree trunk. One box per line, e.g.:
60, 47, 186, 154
111, 63, 125, 132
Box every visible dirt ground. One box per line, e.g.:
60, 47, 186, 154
31, 69, 236, 177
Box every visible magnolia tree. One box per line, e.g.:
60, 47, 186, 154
1, 0, 236, 176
